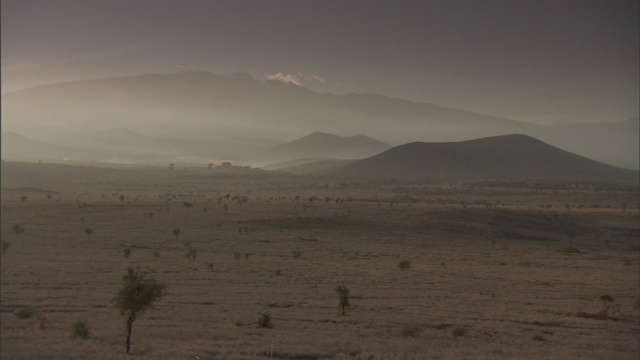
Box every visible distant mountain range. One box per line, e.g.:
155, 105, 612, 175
332, 134, 639, 183
1, 71, 637, 169
260, 132, 390, 163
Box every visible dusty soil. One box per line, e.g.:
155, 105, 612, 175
1, 162, 639, 359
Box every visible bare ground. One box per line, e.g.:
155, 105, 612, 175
1, 162, 639, 359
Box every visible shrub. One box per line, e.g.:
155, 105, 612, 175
85, 228, 93, 238
335, 286, 351, 316
452, 326, 467, 337
400, 324, 422, 338
13, 224, 25, 235
257, 312, 273, 329
1, 241, 10, 256
71, 321, 90, 339
562, 246, 582, 254
172, 228, 181, 240
599, 295, 614, 320
14, 307, 37, 319
123, 248, 132, 259
399, 259, 410, 270
233, 251, 242, 261
531, 334, 545, 341
292, 250, 302, 259
186, 246, 198, 263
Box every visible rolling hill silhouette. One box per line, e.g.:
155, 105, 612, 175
335, 134, 639, 183
2, 71, 636, 169
262, 132, 390, 163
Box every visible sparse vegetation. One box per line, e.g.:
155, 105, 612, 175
452, 326, 467, 337
531, 334, 545, 341
1, 241, 10, 256
70, 321, 90, 339
14, 307, 38, 319
336, 285, 351, 316
562, 245, 582, 254
113, 267, 166, 354
598, 295, 615, 320
257, 312, 273, 329
400, 324, 422, 338
186, 246, 198, 263
399, 259, 410, 270
13, 224, 25, 234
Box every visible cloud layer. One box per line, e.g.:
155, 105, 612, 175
266, 71, 326, 86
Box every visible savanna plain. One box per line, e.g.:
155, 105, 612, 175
1, 162, 639, 359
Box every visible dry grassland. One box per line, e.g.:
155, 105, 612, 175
1, 163, 639, 359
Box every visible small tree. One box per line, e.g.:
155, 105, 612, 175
335, 286, 351, 316
113, 267, 166, 354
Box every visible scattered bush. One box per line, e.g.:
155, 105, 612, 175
599, 295, 614, 320
561, 246, 582, 254
123, 248, 131, 259
399, 259, 410, 270
233, 251, 242, 261
292, 250, 302, 259
531, 334, 545, 341
172, 228, 181, 240
71, 321, 90, 339
1, 241, 10, 256
452, 326, 467, 337
14, 307, 37, 319
85, 228, 93, 238
186, 246, 198, 263
274, 269, 281, 276
257, 312, 273, 329
335, 286, 351, 316
400, 324, 422, 338
13, 224, 25, 235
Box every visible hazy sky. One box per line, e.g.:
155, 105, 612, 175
2, 0, 638, 124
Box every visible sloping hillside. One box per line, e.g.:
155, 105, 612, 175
262, 132, 390, 162
336, 134, 639, 183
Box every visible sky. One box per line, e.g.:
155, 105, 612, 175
1, 0, 638, 124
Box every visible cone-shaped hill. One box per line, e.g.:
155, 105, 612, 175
334, 134, 639, 183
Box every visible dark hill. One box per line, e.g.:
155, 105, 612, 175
335, 134, 639, 183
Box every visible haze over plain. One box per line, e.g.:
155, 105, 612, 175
1, 0, 639, 170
